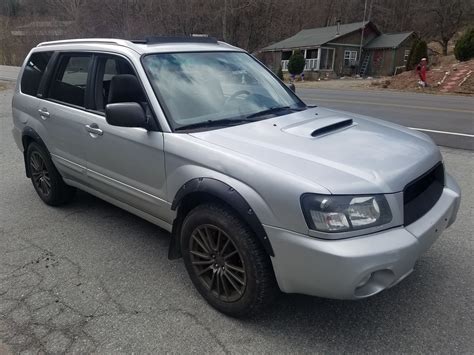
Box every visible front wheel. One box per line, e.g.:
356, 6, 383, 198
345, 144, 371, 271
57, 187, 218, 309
181, 203, 278, 317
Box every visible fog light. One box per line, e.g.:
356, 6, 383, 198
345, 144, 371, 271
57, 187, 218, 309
356, 273, 372, 288
354, 269, 395, 298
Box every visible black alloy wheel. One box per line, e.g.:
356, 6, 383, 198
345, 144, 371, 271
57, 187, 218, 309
26, 142, 76, 206
181, 203, 278, 317
189, 224, 247, 302
30, 150, 52, 198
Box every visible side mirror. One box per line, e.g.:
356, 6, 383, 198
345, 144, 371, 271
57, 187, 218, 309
106, 102, 148, 129
288, 83, 296, 92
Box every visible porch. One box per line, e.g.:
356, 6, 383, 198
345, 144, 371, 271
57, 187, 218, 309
280, 47, 335, 72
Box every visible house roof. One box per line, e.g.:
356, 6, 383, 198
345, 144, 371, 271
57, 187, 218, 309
364, 32, 414, 49
261, 21, 375, 51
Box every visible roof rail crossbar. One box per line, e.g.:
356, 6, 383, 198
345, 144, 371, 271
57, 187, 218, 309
131, 36, 218, 45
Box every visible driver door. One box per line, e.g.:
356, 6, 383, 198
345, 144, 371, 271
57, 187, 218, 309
82, 54, 171, 225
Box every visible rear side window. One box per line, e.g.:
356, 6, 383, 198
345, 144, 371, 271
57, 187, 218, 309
49, 54, 92, 107
21, 51, 53, 97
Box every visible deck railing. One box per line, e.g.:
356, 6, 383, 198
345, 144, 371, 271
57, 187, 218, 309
280, 58, 319, 71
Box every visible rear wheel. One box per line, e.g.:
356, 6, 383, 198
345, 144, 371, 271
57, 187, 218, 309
26, 142, 76, 206
181, 203, 278, 317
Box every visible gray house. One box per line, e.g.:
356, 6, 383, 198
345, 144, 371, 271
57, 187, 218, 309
258, 21, 415, 78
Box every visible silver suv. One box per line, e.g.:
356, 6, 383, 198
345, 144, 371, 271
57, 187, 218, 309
12, 37, 461, 317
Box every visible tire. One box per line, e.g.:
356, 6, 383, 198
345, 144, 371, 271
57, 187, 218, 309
26, 142, 76, 206
181, 203, 278, 317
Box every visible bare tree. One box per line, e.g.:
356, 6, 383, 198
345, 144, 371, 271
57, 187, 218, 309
426, 0, 467, 55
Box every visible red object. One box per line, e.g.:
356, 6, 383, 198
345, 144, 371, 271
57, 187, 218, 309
416, 62, 427, 82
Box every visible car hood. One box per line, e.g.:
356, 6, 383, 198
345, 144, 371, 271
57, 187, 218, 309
189, 107, 442, 194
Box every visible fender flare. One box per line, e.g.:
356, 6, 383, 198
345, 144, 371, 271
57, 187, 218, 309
21, 127, 49, 178
169, 177, 274, 259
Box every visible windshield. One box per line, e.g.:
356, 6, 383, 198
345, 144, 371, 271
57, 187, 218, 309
142, 52, 306, 130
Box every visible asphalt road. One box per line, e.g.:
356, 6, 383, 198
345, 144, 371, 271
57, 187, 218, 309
298, 87, 474, 151
0, 82, 473, 353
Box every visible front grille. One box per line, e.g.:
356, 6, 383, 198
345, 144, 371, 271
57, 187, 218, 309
403, 163, 444, 226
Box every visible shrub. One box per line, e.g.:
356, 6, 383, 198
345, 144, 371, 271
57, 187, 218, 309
454, 28, 474, 61
287, 50, 305, 75
407, 40, 428, 70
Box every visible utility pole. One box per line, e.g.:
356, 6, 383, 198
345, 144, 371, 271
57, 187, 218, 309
358, 0, 368, 74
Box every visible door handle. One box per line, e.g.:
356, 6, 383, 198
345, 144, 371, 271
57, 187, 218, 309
85, 124, 104, 136
38, 108, 50, 120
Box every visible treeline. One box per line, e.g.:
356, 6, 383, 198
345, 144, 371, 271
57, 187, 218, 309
1, 0, 473, 65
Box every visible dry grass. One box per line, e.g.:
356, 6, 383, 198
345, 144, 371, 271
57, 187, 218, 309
370, 57, 474, 95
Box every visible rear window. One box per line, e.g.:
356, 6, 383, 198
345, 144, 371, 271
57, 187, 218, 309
21, 51, 53, 97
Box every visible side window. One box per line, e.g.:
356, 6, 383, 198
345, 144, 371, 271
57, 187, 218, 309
21, 51, 53, 97
95, 56, 137, 111
49, 54, 92, 107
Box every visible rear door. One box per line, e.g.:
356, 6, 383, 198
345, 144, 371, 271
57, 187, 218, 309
40, 53, 95, 183
82, 54, 170, 223
13, 51, 53, 147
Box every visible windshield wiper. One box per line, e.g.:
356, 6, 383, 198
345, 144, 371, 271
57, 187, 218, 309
246, 106, 305, 119
175, 118, 252, 131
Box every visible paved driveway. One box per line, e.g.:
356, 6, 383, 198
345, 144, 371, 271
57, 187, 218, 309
1, 82, 473, 353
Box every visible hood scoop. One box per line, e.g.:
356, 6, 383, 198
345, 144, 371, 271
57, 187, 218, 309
311, 118, 353, 137
282, 117, 355, 138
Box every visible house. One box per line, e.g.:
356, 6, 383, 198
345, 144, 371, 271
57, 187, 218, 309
258, 21, 416, 78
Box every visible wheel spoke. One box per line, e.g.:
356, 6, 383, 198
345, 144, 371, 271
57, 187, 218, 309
192, 233, 210, 254
223, 249, 238, 260
216, 230, 221, 251
190, 250, 211, 260
225, 263, 245, 274
216, 271, 221, 297
225, 269, 245, 285
208, 270, 216, 291
197, 265, 213, 276
197, 229, 212, 252
39, 157, 46, 171
32, 173, 41, 183
30, 155, 40, 171
203, 226, 216, 251
192, 260, 213, 266
220, 238, 230, 255
224, 271, 242, 295
40, 180, 48, 195
220, 272, 230, 299
43, 176, 51, 188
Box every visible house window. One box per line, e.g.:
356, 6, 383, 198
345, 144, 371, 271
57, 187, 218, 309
404, 49, 410, 62
281, 51, 292, 60
344, 50, 358, 66
306, 49, 318, 59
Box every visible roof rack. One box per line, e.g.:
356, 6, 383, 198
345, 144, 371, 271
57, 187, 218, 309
37, 38, 133, 47
131, 36, 218, 45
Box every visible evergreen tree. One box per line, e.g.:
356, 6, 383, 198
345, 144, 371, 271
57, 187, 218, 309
454, 28, 474, 62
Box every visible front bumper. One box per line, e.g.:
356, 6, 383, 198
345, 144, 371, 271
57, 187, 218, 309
266, 173, 461, 299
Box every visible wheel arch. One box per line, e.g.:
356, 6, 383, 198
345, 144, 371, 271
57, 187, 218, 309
168, 178, 274, 260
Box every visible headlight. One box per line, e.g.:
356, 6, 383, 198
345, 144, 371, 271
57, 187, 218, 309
301, 194, 392, 233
